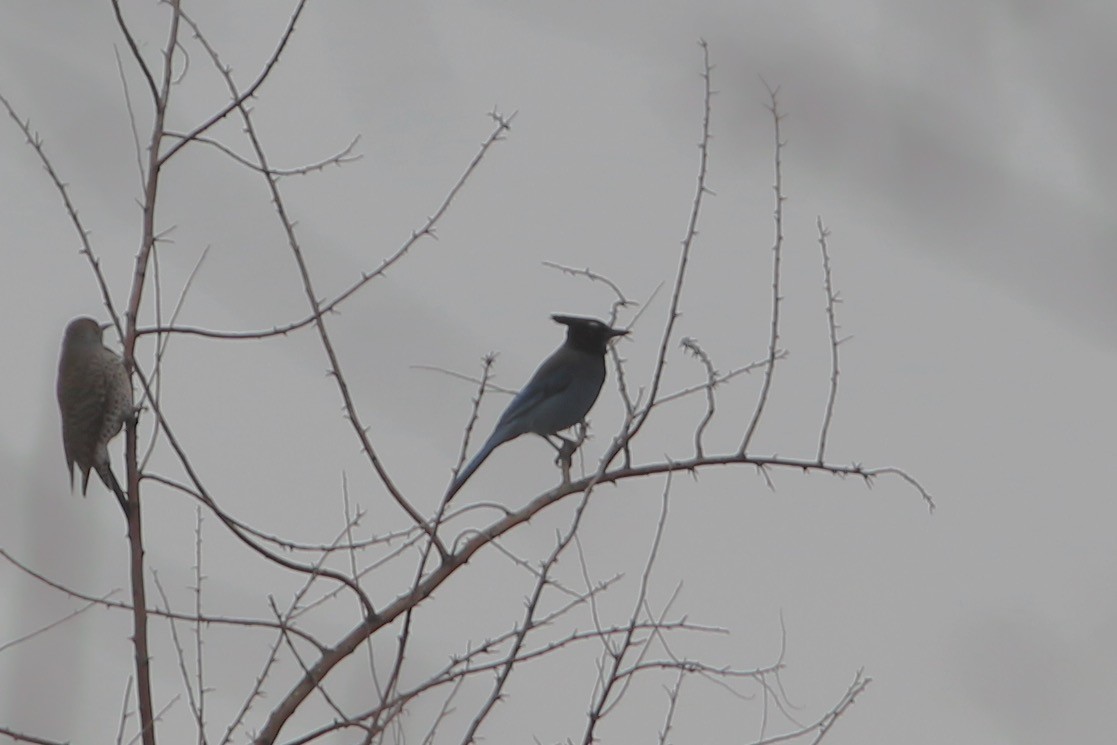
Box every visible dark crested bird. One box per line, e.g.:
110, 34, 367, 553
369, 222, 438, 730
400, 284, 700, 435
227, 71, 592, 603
446, 315, 628, 501
56, 317, 133, 510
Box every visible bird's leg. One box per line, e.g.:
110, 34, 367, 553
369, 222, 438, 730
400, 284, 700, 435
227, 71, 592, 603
546, 423, 591, 485
538, 434, 574, 483
558, 436, 577, 484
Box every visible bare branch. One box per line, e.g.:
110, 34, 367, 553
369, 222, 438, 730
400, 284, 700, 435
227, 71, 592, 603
113, 45, 147, 191
0, 726, 70, 745
137, 112, 513, 342
0, 549, 326, 650
109, 0, 158, 103
657, 672, 686, 745
680, 337, 718, 458
815, 217, 844, 463
159, 0, 312, 166
0, 595, 108, 654
115, 677, 133, 745
624, 40, 715, 446
151, 572, 205, 739
164, 131, 361, 176
193, 509, 207, 742
741, 81, 786, 456
449, 355, 498, 486
0, 93, 123, 324
541, 260, 637, 319
583, 470, 674, 742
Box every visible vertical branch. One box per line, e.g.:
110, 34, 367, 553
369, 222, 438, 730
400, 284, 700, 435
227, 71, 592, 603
582, 471, 674, 744
193, 508, 207, 742
739, 83, 786, 456
116, 677, 134, 745
815, 217, 843, 463
462, 486, 598, 743
680, 337, 717, 459
620, 40, 715, 448
123, 5, 183, 744
124, 0, 180, 342
124, 477, 155, 745
657, 671, 686, 745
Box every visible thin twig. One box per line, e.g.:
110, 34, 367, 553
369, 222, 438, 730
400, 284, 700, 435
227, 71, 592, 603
0, 93, 122, 324
815, 217, 845, 463
151, 572, 205, 739
657, 672, 686, 745
462, 484, 599, 743
140, 245, 211, 469
115, 677, 133, 745
0, 549, 326, 649
741, 81, 786, 456
583, 470, 674, 743
158, 0, 312, 166
680, 337, 718, 458
623, 40, 715, 447
193, 509, 207, 743
0, 595, 109, 654
110, 0, 158, 102
113, 44, 147, 191
164, 131, 361, 176
0, 725, 69, 744
136, 112, 514, 342
541, 260, 637, 320
658, 353, 784, 407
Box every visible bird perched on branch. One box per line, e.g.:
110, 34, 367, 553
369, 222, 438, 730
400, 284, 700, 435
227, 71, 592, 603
446, 314, 628, 501
56, 317, 133, 511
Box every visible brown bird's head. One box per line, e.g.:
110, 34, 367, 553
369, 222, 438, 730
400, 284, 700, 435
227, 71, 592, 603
61, 317, 105, 349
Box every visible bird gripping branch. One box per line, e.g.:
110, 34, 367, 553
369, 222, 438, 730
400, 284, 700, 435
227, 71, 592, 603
446, 314, 627, 501
57, 317, 133, 512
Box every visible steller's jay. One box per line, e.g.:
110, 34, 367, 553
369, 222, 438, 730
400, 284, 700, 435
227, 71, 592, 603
446, 314, 628, 501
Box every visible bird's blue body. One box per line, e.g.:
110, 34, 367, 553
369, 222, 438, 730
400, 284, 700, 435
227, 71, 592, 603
446, 315, 627, 500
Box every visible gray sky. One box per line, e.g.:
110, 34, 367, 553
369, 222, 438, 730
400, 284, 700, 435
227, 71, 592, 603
2, 1, 1115, 743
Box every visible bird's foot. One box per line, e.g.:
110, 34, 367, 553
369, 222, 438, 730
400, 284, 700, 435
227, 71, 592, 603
552, 436, 577, 465
554, 437, 577, 484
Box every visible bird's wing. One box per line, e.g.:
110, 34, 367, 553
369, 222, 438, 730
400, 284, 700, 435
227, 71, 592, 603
59, 371, 110, 458
495, 356, 574, 429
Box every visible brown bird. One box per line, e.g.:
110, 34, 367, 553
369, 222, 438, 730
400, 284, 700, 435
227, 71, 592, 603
56, 317, 133, 510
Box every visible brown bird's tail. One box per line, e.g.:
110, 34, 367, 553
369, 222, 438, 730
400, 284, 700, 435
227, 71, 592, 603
96, 462, 129, 515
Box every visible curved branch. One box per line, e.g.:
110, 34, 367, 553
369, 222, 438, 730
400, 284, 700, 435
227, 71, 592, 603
740, 81, 786, 455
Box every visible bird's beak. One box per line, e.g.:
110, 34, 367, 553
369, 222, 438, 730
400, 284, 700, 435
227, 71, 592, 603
608, 327, 629, 338
100, 322, 113, 331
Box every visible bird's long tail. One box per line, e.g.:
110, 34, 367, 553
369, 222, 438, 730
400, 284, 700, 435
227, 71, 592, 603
445, 433, 503, 502
96, 462, 129, 516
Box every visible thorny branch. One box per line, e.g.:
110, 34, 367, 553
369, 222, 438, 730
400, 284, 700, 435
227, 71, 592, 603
1, 20, 932, 745
815, 217, 846, 463
680, 337, 718, 458
135, 113, 515, 342
176, 7, 442, 557
625, 39, 715, 445
741, 80, 787, 456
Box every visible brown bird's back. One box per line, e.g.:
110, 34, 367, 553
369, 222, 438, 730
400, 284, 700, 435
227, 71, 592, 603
57, 317, 132, 502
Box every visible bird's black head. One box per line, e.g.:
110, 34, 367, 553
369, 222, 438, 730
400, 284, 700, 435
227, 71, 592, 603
552, 314, 628, 355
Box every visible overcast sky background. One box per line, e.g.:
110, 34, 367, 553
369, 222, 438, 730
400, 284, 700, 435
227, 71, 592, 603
2, 1, 1115, 743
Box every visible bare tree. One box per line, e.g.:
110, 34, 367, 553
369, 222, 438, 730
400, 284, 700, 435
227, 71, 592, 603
1, 5, 929, 745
